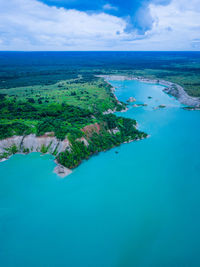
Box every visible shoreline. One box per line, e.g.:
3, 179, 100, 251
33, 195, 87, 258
53, 159, 72, 178
0, 151, 72, 178
0, 79, 147, 177
101, 79, 129, 114
99, 75, 200, 109
0, 134, 73, 178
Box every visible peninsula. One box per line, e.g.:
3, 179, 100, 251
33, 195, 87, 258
0, 76, 147, 177
1, 53, 200, 177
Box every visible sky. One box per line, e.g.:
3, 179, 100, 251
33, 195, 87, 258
0, 0, 200, 51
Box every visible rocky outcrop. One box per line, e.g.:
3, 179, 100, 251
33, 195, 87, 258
0, 133, 73, 178
163, 83, 200, 108
108, 127, 120, 135
76, 137, 89, 147
81, 123, 101, 137
127, 97, 136, 103
0, 133, 71, 156
53, 160, 72, 178
103, 108, 116, 115
0, 136, 24, 154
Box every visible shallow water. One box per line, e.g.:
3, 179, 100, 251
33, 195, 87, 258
0, 80, 200, 267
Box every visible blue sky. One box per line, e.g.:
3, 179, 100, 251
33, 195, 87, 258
40, 0, 170, 33
0, 0, 200, 50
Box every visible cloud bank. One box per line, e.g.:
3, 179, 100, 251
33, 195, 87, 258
0, 0, 199, 50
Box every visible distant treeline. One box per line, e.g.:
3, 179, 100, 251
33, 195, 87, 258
0, 52, 200, 97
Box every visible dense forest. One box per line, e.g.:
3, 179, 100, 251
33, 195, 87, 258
0, 91, 147, 169
58, 114, 146, 169
0, 51, 200, 97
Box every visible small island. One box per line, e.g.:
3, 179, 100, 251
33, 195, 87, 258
127, 96, 136, 103
158, 105, 166, 108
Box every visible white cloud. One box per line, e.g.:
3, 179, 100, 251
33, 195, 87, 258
0, 0, 129, 50
103, 3, 118, 11
119, 0, 200, 51
0, 0, 200, 50
145, 0, 200, 50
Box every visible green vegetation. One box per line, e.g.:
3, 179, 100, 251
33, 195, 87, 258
7, 144, 18, 154
40, 144, 48, 154
7, 52, 191, 167
0, 76, 125, 113
23, 147, 29, 154
58, 115, 147, 169
0, 93, 96, 140
0, 81, 146, 167
158, 105, 166, 108
0, 144, 19, 160
1, 52, 200, 98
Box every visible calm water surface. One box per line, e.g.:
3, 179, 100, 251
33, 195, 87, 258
0, 80, 200, 267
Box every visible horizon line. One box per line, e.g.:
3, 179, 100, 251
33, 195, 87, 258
0, 50, 200, 53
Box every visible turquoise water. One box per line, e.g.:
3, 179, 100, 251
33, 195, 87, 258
0, 80, 200, 267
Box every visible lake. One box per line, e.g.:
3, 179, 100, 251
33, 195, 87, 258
0, 79, 200, 266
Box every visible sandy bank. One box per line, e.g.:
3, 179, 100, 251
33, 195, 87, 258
54, 160, 72, 178
99, 75, 200, 109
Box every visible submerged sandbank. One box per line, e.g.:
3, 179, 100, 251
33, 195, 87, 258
54, 160, 72, 178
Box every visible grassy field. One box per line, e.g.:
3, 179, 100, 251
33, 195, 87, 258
0, 76, 122, 113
